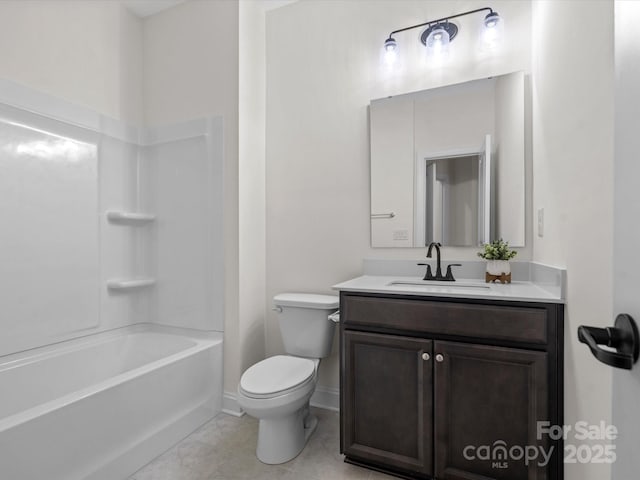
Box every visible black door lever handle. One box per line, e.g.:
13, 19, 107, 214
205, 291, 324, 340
578, 314, 639, 370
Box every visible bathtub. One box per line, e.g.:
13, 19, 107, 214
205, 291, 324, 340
0, 324, 223, 480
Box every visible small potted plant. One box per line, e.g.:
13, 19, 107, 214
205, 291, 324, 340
477, 238, 517, 283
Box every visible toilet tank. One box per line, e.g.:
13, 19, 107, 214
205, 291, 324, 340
273, 293, 339, 358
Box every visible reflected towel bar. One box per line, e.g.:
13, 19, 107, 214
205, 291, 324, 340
371, 212, 396, 219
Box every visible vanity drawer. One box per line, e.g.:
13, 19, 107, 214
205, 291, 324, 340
342, 295, 547, 344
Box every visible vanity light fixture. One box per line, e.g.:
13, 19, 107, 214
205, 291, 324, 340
383, 7, 502, 64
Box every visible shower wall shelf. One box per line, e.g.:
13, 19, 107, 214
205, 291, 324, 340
106, 278, 156, 291
106, 211, 156, 224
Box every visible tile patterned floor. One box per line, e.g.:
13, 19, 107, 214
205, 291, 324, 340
129, 407, 392, 480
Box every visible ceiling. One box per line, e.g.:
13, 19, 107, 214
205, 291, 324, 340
121, 0, 187, 18
122, 0, 298, 18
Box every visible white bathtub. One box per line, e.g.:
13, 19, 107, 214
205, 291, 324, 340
0, 324, 223, 480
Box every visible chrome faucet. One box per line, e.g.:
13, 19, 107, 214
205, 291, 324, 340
418, 242, 461, 282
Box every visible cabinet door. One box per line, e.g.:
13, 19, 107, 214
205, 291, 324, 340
434, 341, 548, 480
343, 330, 433, 477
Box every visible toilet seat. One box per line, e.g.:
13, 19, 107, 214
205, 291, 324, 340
240, 355, 317, 399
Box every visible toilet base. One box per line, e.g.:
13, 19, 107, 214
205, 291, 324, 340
304, 413, 318, 442
256, 406, 318, 464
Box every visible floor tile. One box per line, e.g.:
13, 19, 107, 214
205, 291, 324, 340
129, 408, 390, 480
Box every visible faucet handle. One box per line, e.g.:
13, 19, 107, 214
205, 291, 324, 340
418, 263, 435, 281
444, 264, 462, 281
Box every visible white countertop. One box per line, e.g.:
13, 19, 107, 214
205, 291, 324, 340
332, 275, 564, 304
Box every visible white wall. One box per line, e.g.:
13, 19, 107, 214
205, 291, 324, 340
532, 2, 614, 480
265, 0, 532, 391
239, 0, 267, 377
0, 0, 143, 126
612, 1, 640, 477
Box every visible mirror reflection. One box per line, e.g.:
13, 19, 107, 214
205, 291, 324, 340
370, 71, 526, 248
418, 150, 486, 247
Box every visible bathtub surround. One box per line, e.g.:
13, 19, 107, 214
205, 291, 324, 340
0, 77, 224, 341
0, 101, 99, 356
0, 78, 224, 478
0, 0, 247, 396
0, 0, 257, 430
141, 118, 224, 332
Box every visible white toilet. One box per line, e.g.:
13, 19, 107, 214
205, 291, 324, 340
237, 293, 339, 464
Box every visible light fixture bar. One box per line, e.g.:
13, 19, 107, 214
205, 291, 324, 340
385, 6, 494, 40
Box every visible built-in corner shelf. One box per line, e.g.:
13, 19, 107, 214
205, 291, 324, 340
106, 278, 156, 291
106, 211, 156, 225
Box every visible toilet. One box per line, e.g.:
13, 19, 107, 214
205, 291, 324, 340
237, 293, 339, 464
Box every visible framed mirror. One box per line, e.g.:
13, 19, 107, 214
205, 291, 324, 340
370, 71, 526, 248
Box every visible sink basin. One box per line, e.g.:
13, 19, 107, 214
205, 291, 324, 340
386, 280, 491, 293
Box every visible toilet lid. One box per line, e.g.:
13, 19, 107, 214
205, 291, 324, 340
240, 355, 316, 396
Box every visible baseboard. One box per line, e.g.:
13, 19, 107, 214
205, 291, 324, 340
222, 391, 245, 417
310, 385, 340, 412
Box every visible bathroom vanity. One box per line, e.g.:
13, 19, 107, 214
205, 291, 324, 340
335, 272, 564, 480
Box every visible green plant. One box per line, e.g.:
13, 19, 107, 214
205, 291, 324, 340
477, 238, 517, 261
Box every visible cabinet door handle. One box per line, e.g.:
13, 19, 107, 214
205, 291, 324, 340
422, 353, 430, 361
435, 354, 444, 362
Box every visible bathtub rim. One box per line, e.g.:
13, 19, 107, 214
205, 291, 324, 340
0, 323, 223, 433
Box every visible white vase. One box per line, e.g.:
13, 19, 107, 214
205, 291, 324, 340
486, 260, 511, 276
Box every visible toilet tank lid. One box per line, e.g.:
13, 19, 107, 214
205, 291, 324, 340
273, 293, 339, 309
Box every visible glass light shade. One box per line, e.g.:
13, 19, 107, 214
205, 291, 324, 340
484, 12, 502, 29
383, 37, 398, 66
482, 12, 503, 50
426, 25, 450, 56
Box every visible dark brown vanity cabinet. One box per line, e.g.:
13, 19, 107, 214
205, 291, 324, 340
340, 293, 564, 480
